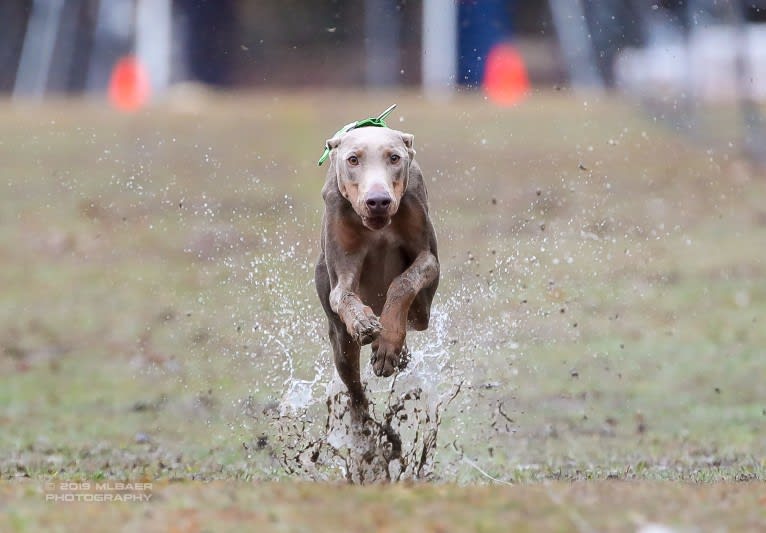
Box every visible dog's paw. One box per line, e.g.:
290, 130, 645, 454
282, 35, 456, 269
371, 340, 409, 377
350, 312, 382, 346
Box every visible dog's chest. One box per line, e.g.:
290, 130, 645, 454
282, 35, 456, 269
359, 229, 408, 312
368, 225, 402, 249
365, 228, 407, 271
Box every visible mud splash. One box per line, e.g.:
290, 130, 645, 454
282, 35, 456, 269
273, 308, 464, 484
276, 380, 462, 483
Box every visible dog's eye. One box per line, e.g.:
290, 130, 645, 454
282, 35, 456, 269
390, 154, 400, 163
347, 155, 359, 166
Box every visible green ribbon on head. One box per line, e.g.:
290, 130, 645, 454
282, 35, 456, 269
317, 104, 397, 166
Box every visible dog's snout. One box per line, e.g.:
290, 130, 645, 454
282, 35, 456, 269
365, 193, 392, 214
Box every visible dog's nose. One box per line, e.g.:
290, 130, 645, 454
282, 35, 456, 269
365, 193, 392, 215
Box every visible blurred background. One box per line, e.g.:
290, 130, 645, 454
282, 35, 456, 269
2, 0, 765, 161
2, 0, 766, 492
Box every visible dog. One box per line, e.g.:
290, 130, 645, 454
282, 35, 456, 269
315, 125, 439, 408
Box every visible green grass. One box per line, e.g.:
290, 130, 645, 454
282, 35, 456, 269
0, 91, 765, 528
2, 480, 765, 532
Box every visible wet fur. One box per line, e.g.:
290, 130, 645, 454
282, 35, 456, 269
315, 129, 439, 407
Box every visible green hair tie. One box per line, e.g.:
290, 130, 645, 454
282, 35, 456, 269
317, 104, 397, 166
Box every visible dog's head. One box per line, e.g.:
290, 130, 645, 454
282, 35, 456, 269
326, 127, 415, 231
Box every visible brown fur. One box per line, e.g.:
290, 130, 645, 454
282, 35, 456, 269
315, 127, 439, 407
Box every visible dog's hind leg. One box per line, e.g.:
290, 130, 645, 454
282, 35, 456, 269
328, 321, 367, 408
317, 257, 368, 408
407, 279, 438, 331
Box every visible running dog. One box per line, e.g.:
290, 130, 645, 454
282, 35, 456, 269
315, 124, 439, 407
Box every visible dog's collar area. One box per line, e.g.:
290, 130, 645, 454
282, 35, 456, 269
317, 104, 397, 166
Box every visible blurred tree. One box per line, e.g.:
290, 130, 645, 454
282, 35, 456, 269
177, 0, 237, 86
0, 2, 30, 92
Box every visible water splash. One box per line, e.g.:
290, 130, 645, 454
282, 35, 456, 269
227, 207, 521, 483
273, 306, 465, 483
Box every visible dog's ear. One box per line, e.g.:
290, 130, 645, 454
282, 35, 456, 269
326, 136, 343, 176
326, 136, 348, 197
326, 136, 342, 164
400, 132, 415, 160
326, 137, 342, 152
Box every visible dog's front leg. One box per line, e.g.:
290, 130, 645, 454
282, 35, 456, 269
329, 270, 382, 346
372, 251, 439, 377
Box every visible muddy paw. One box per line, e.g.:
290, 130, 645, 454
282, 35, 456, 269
371, 340, 408, 377
350, 314, 382, 346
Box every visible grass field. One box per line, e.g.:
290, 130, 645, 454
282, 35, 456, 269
0, 91, 764, 530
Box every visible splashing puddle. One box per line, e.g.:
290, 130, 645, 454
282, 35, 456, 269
273, 322, 463, 483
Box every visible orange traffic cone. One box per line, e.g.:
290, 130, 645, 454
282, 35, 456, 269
108, 55, 150, 112
483, 43, 530, 106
